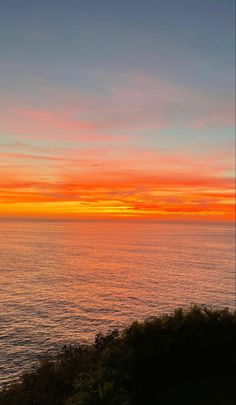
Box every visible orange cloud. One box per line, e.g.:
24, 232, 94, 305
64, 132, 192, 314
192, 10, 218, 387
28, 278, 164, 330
0, 164, 234, 220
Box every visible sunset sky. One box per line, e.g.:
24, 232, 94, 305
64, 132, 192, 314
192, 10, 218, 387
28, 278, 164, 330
0, 0, 235, 220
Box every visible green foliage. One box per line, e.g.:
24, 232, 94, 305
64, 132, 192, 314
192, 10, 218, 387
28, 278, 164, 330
1, 306, 236, 405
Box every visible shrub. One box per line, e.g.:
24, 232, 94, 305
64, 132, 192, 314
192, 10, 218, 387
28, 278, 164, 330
0, 306, 235, 405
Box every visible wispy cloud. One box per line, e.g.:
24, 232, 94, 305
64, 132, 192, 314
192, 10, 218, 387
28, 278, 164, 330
0, 70, 234, 220
0, 144, 234, 220
1, 72, 234, 145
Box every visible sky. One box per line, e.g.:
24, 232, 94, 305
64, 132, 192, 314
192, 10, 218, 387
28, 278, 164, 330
0, 0, 235, 220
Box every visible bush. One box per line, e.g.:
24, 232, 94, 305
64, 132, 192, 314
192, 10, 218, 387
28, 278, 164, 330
1, 306, 236, 405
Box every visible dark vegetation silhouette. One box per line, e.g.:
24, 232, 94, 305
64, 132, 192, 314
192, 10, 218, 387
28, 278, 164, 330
0, 306, 236, 404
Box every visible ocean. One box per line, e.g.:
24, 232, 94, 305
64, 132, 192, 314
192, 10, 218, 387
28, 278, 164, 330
0, 220, 235, 385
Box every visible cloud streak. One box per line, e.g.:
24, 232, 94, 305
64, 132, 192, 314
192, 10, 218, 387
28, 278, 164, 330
0, 71, 234, 220
0, 145, 234, 220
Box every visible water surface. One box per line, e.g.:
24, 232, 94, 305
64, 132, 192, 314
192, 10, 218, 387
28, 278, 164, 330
0, 220, 235, 385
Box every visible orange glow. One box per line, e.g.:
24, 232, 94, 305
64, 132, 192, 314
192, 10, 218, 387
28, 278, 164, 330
0, 166, 235, 220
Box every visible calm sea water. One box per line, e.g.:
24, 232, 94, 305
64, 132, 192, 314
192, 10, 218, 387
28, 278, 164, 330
0, 220, 235, 385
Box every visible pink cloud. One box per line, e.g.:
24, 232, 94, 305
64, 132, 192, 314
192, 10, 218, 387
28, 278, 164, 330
0, 140, 234, 179
0, 106, 105, 141
192, 105, 235, 128
0, 71, 234, 146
